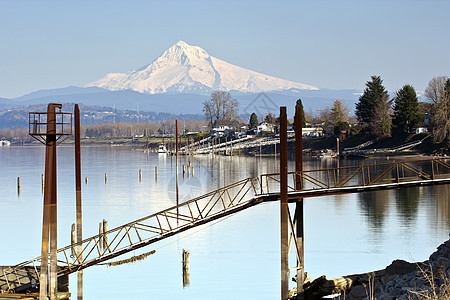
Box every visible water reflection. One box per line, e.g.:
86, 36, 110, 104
1, 146, 449, 299
358, 190, 390, 228
395, 187, 420, 225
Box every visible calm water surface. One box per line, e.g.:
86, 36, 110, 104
0, 145, 449, 299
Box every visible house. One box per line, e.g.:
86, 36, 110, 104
415, 127, 428, 134
257, 122, 275, 135
301, 127, 324, 137
211, 120, 244, 137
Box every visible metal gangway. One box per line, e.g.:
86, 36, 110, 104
2, 157, 450, 294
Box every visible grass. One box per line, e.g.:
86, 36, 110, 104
407, 264, 450, 300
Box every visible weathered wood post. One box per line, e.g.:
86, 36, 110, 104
17, 177, 21, 195
182, 249, 190, 288
42, 174, 45, 194
102, 219, 108, 251
280, 106, 289, 300
105, 172, 107, 185
99, 221, 104, 251
295, 104, 305, 299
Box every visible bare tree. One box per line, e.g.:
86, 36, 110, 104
425, 76, 450, 144
330, 99, 350, 124
202, 91, 239, 127
369, 94, 392, 137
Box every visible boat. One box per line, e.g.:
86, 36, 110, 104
0, 140, 11, 147
318, 149, 337, 158
157, 143, 167, 154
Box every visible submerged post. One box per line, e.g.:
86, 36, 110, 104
74, 104, 83, 299
280, 106, 289, 300
295, 104, 305, 299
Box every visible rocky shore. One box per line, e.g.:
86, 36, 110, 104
296, 238, 450, 299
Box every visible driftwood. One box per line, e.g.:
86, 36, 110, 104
298, 260, 420, 299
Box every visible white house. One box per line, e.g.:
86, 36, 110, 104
301, 127, 324, 137
257, 122, 275, 135
211, 120, 244, 137
0, 140, 11, 146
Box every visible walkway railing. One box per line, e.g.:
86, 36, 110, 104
260, 157, 450, 194
3, 157, 450, 293
1, 177, 262, 293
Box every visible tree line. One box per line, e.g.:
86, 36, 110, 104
0, 119, 208, 142
354, 75, 449, 144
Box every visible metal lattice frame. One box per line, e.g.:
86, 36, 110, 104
1, 177, 261, 292
29, 111, 72, 145
3, 157, 450, 293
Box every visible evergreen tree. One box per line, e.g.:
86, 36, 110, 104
355, 76, 389, 123
392, 85, 422, 133
249, 112, 259, 129
295, 98, 306, 127
330, 99, 350, 124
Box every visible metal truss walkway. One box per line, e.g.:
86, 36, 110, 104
2, 157, 450, 293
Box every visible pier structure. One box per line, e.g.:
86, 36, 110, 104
2, 104, 450, 299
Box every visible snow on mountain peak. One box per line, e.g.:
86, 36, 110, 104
86, 41, 318, 94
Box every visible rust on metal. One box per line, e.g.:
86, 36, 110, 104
74, 104, 83, 300
280, 106, 289, 300
29, 103, 72, 300
295, 104, 304, 298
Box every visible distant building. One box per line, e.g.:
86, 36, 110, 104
0, 140, 11, 146
257, 122, 275, 135
301, 127, 324, 137
415, 127, 428, 134
211, 120, 244, 137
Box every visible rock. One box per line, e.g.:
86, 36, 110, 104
349, 284, 366, 298
389, 287, 401, 297
385, 259, 418, 276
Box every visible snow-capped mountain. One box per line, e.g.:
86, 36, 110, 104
86, 41, 318, 94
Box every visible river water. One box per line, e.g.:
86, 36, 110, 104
0, 145, 449, 299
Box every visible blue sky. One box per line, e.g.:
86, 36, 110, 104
0, 0, 449, 98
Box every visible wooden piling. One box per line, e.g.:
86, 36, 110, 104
105, 173, 107, 185
42, 174, 45, 194
139, 169, 142, 182
155, 166, 158, 181
99, 222, 104, 251
17, 177, 20, 195
102, 219, 108, 251
85, 177, 88, 185
71, 223, 76, 258
182, 249, 190, 288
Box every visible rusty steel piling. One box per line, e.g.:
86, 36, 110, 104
74, 104, 83, 300
280, 107, 289, 300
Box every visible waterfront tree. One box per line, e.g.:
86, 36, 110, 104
425, 76, 450, 144
202, 91, 239, 127
355, 76, 389, 124
330, 99, 350, 124
249, 112, 259, 129
369, 94, 392, 137
392, 85, 422, 134
295, 98, 306, 127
